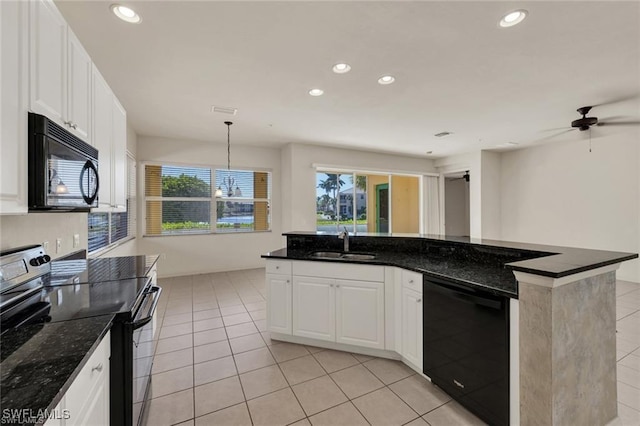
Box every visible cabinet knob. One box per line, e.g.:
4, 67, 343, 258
286, 280, 290, 283
416, 298, 422, 303
330, 284, 334, 287
336, 284, 340, 288
409, 279, 414, 283
275, 266, 279, 269
92, 363, 103, 373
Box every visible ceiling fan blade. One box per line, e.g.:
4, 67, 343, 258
540, 126, 572, 132
597, 121, 640, 127
532, 128, 576, 143
591, 93, 640, 108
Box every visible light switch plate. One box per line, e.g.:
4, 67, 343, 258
43, 241, 49, 251
56, 238, 62, 254
73, 234, 80, 248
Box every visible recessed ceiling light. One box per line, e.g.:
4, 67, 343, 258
499, 9, 527, 28
111, 4, 141, 23
309, 88, 324, 96
332, 63, 351, 74
378, 75, 395, 85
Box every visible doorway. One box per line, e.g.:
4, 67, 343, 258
376, 183, 389, 232
443, 172, 470, 237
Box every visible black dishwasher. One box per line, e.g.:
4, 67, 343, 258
423, 276, 509, 426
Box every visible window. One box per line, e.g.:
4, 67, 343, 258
88, 154, 136, 253
144, 164, 271, 236
316, 170, 420, 234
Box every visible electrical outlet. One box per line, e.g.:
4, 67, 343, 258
43, 241, 49, 251
73, 234, 80, 248
56, 238, 62, 254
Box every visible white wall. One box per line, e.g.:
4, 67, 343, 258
500, 131, 639, 282
0, 213, 88, 259
128, 135, 283, 277
282, 143, 437, 232
444, 178, 470, 236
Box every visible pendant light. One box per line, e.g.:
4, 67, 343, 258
215, 121, 238, 197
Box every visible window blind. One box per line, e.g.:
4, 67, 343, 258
145, 164, 212, 235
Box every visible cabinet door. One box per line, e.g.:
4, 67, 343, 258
293, 276, 335, 342
29, 0, 66, 123
68, 374, 109, 426
402, 287, 423, 369
336, 279, 385, 349
267, 273, 292, 334
67, 28, 92, 143
0, 0, 28, 214
111, 97, 127, 211
92, 67, 112, 210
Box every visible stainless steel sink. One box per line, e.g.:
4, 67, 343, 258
340, 253, 376, 261
310, 251, 376, 261
311, 251, 343, 258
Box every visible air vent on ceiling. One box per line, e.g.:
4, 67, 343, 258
211, 105, 238, 115
434, 131, 452, 137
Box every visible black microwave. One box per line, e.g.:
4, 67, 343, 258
28, 112, 99, 212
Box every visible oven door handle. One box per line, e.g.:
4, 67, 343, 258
130, 286, 162, 330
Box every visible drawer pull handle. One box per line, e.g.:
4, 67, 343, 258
92, 363, 103, 373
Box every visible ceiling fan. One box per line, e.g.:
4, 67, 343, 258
534, 95, 640, 149
571, 105, 640, 131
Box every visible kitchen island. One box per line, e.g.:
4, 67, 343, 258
263, 232, 638, 425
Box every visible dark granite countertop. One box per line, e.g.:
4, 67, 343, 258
263, 232, 638, 298
1, 315, 113, 426
0, 254, 160, 425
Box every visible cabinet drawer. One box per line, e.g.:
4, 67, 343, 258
266, 260, 291, 275
401, 270, 422, 293
65, 331, 110, 421
293, 261, 384, 282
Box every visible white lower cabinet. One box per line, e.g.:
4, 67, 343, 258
292, 274, 385, 350
336, 279, 384, 349
293, 276, 336, 342
44, 331, 110, 426
267, 273, 292, 334
401, 286, 423, 369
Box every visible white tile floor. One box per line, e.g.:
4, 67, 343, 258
141, 270, 640, 426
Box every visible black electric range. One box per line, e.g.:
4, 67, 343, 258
46, 255, 157, 287
0, 246, 161, 426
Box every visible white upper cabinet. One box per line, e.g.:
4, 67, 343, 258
92, 67, 127, 212
66, 28, 92, 143
112, 97, 127, 210
0, 0, 29, 214
29, 0, 92, 143
29, 0, 66, 124
92, 67, 113, 210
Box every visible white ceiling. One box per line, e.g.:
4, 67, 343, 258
55, 1, 640, 158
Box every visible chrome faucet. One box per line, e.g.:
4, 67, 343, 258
338, 226, 350, 252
